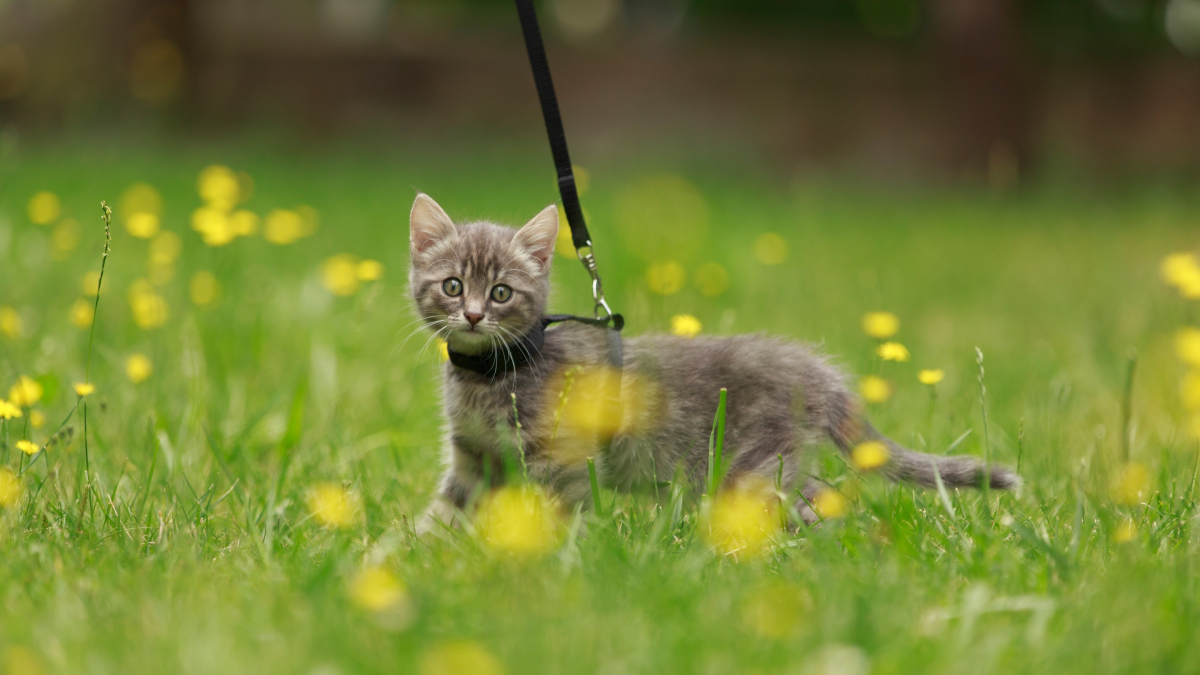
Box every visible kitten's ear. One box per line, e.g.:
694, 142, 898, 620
512, 204, 559, 269
410, 193, 456, 255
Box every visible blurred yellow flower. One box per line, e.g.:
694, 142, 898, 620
349, 566, 408, 612
28, 191, 61, 225
0, 400, 22, 420
0, 306, 20, 338
753, 232, 788, 266
198, 165, 240, 211
306, 483, 359, 528
192, 207, 236, 247
862, 312, 899, 339
918, 369, 945, 385
125, 212, 160, 239
1181, 371, 1200, 411
1113, 519, 1137, 544
0, 469, 21, 508
8, 376, 43, 407
438, 339, 449, 362
129, 281, 169, 329
694, 262, 729, 296
51, 219, 81, 259
1161, 252, 1200, 296
189, 271, 221, 307
671, 314, 702, 338
555, 367, 626, 437
126, 354, 153, 383
229, 210, 260, 237
852, 440, 890, 470
81, 271, 102, 297
646, 260, 686, 296
15, 440, 37, 455
1175, 327, 1200, 366
555, 210, 575, 258
120, 182, 162, 217
859, 376, 891, 403
322, 254, 361, 296
813, 488, 849, 519
70, 299, 94, 329
149, 231, 182, 265
419, 641, 504, 675
73, 382, 95, 397
264, 209, 307, 245
356, 259, 384, 282
877, 341, 910, 362
476, 485, 561, 557
704, 477, 779, 557
29, 410, 45, 429
1111, 462, 1150, 506
297, 205, 320, 234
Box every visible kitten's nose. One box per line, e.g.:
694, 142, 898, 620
463, 311, 484, 326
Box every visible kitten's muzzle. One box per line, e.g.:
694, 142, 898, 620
464, 311, 484, 327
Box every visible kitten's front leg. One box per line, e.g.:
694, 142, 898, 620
416, 441, 487, 537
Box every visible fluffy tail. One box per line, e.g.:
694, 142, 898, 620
855, 424, 1021, 491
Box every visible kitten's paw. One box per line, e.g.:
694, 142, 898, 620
415, 499, 465, 538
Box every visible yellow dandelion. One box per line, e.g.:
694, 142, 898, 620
753, 232, 788, 266
1113, 519, 1137, 544
126, 354, 153, 383
8, 376, 43, 407
0, 469, 21, 508
555, 367, 626, 437
1111, 462, 1150, 506
29, 410, 45, 429
476, 485, 561, 557
73, 382, 95, 397
438, 339, 449, 362
0, 306, 21, 338
694, 262, 729, 296
125, 212, 160, 239
322, 254, 362, 296
349, 566, 408, 612
129, 287, 169, 329
189, 271, 221, 307
192, 207, 236, 247
862, 312, 899, 339
149, 231, 182, 265
356, 259, 384, 282
1182, 371, 1200, 411
264, 209, 306, 245
0, 400, 22, 420
646, 260, 686, 296
51, 219, 81, 259
1176, 328, 1200, 366
859, 375, 891, 403
554, 209, 576, 258
69, 299, 94, 329
197, 165, 240, 211
306, 483, 359, 528
851, 440, 890, 470
15, 440, 37, 455
813, 488, 849, 519
671, 314, 702, 338
120, 182, 162, 217
28, 190, 61, 225
1161, 252, 1200, 289
418, 641, 505, 675
877, 341, 910, 362
918, 369, 945, 385
229, 210, 260, 237
704, 477, 779, 557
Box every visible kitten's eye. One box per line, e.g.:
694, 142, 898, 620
442, 278, 463, 296
490, 284, 512, 303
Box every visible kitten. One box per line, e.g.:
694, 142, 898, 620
407, 194, 1019, 532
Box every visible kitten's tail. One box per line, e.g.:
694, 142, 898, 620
848, 424, 1021, 491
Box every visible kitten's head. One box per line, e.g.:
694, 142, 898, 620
408, 194, 558, 355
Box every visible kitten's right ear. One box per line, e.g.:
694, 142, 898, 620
410, 194, 456, 255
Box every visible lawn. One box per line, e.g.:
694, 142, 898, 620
1, 136, 1198, 674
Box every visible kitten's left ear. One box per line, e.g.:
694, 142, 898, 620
512, 204, 559, 269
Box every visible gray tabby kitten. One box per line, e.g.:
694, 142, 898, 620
408, 194, 1019, 532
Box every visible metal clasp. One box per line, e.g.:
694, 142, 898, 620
576, 243, 612, 320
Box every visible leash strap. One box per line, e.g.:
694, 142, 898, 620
513, 0, 615, 321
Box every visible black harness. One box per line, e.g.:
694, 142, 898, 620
447, 314, 625, 379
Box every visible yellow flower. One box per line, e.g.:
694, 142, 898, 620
862, 312, 899, 339
229, 210, 260, 237
306, 483, 359, 528
197, 165, 240, 211
1161, 252, 1200, 292
0, 306, 21, 338
876, 341, 910, 362
8, 376, 43, 407
126, 354, 153, 383
694, 261, 729, 296
646, 260, 686, 296
0, 400, 22, 420
70, 299, 94, 329
73, 382, 95, 397
1176, 328, 1200, 366
120, 182, 162, 218
80, 271, 102, 297
671, 314, 702, 338
1113, 519, 1137, 544
193, 208, 236, 247
28, 190, 61, 225
51, 219, 81, 259
477, 485, 561, 557
149, 231, 182, 265
322, 254, 362, 296
813, 488, 848, 519
356, 259, 384, 282
704, 477, 779, 557
859, 376, 891, 403
1111, 462, 1150, 506
189, 271, 221, 307
1182, 371, 1200, 411
438, 339, 449, 362
15, 440, 38, 455
0, 469, 21, 508
29, 410, 45, 429
851, 440, 890, 470
264, 209, 306, 245
753, 233, 788, 266
418, 641, 505, 675
349, 566, 408, 612
125, 212, 160, 239
918, 369, 945, 385
129, 282, 169, 329
553, 367, 628, 438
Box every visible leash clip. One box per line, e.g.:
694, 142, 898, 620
576, 243, 612, 320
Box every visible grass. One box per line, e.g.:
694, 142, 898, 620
2, 136, 1200, 674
